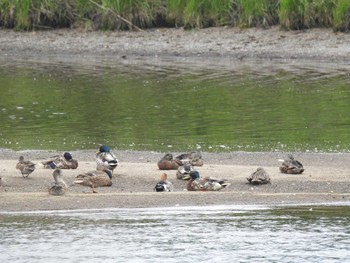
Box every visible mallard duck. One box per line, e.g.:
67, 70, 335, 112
96, 145, 118, 172
42, 152, 78, 169
279, 154, 304, 174
74, 165, 113, 193
176, 151, 204, 166
154, 173, 174, 192
49, 169, 68, 196
176, 162, 194, 180
247, 167, 271, 185
16, 156, 35, 178
157, 153, 182, 170
187, 170, 230, 191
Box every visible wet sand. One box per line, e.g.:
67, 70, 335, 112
1, 150, 350, 212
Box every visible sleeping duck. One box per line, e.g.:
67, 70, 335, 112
247, 167, 271, 185
96, 145, 118, 173
157, 153, 182, 170
176, 151, 204, 166
16, 156, 36, 178
49, 169, 68, 196
74, 164, 113, 193
279, 154, 304, 174
187, 170, 230, 191
154, 173, 174, 192
176, 162, 194, 180
42, 152, 78, 169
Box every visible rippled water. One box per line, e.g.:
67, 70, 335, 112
1, 57, 350, 152
1, 205, 350, 262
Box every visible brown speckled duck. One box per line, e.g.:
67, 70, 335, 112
157, 153, 182, 170
42, 152, 78, 169
74, 164, 112, 193
247, 167, 271, 185
16, 156, 36, 178
49, 169, 68, 196
279, 154, 304, 174
187, 171, 230, 191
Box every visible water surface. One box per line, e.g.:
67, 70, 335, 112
1, 205, 350, 262
1, 57, 350, 152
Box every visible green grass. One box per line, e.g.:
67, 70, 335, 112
0, 0, 349, 31
333, 0, 350, 31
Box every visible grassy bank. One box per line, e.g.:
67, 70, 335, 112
0, 0, 349, 31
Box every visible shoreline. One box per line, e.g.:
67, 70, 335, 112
2, 26, 350, 63
1, 150, 350, 212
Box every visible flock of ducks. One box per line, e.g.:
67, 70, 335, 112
10, 146, 305, 195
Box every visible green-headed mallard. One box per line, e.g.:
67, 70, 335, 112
176, 162, 194, 180
16, 156, 35, 178
157, 153, 182, 170
96, 145, 118, 172
247, 167, 271, 185
49, 169, 68, 196
187, 170, 230, 191
279, 154, 304, 174
42, 152, 78, 169
74, 164, 113, 193
154, 173, 174, 192
176, 151, 204, 166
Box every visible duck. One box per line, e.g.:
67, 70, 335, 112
42, 152, 78, 169
49, 169, 68, 196
157, 153, 182, 170
187, 170, 230, 191
96, 145, 118, 173
176, 162, 194, 180
176, 151, 204, 166
247, 167, 271, 185
74, 164, 113, 193
16, 156, 36, 178
154, 173, 174, 192
279, 154, 304, 174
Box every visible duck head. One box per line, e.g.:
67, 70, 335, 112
63, 152, 73, 161
99, 145, 110, 153
189, 170, 200, 180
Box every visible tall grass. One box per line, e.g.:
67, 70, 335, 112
0, 0, 349, 31
333, 0, 350, 31
237, 0, 279, 27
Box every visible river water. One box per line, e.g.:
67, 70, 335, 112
1, 204, 350, 262
1, 57, 350, 152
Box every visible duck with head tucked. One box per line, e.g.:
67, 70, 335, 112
176, 162, 194, 180
49, 169, 68, 196
42, 152, 78, 169
74, 164, 113, 193
247, 167, 271, 185
157, 153, 182, 170
96, 145, 118, 173
16, 156, 36, 178
279, 154, 304, 174
154, 173, 174, 192
176, 151, 204, 166
187, 170, 230, 191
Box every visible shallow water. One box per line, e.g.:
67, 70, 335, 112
1, 57, 350, 152
1, 205, 350, 262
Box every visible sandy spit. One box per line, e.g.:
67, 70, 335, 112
1, 150, 350, 212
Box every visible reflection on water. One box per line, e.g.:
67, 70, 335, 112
1, 58, 350, 152
1, 205, 350, 262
